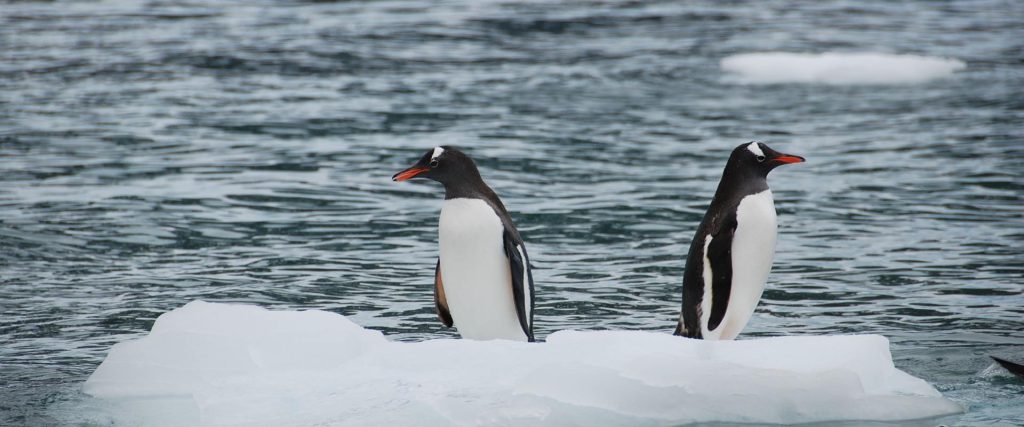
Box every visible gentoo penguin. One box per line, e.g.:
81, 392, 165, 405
392, 146, 535, 342
674, 141, 804, 340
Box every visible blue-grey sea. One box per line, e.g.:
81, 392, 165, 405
1, 0, 1022, 425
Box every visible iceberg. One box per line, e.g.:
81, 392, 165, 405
721, 52, 966, 85
83, 301, 961, 426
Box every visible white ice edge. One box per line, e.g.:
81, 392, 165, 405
83, 301, 963, 426
721, 52, 966, 85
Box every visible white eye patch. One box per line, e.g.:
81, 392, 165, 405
746, 142, 764, 157
431, 146, 445, 160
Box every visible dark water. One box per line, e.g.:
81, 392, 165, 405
2, 0, 1022, 425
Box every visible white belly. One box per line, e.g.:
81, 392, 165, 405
713, 190, 777, 340
439, 198, 527, 341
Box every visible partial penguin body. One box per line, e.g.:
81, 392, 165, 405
439, 198, 529, 341
394, 146, 534, 342
696, 189, 777, 340
676, 142, 803, 340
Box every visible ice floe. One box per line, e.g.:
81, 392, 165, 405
83, 301, 962, 426
721, 52, 966, 85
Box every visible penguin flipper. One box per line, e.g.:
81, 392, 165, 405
706, 212, 738, 333
503, 228, 535, 342
434, 259, 453, 328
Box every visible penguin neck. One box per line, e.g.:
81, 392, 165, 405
443, 177, 493, 201
439, 160, 489, 200
442, 178, 514, 231
711, 161, 769, 207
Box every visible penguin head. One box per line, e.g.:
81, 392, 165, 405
392, 146, 483, 187
731, 141, 805, 176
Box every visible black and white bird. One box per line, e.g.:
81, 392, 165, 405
393, 146, 535, 342
675, 141, 804, 340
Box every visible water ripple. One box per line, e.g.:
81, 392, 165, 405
2, 0, 1023, 424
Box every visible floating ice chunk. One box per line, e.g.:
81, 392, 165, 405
84, 301, 386, 399
83, 301, 962, 426
721, 52, 966, 85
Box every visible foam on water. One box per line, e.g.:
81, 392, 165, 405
721, 52, 966, 85
82, 301, 962, 426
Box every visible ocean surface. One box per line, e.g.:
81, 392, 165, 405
1, 0, 1022, 425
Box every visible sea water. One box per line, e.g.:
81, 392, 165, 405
1, 0, 1022, 425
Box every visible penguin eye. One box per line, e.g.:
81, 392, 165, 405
429, 159, 439, 168
756, 155, 766, 162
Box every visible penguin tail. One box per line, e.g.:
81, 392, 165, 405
672, 320, 702, 339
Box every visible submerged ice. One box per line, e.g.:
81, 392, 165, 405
83, 301, 961, 426
721, 52, 966, 85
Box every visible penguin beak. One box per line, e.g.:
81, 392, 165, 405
392, 166, 429, 182
773, 154, 805, 164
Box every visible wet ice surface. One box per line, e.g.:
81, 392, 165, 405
2, 0, 1023, 425
79, 301, 961, 426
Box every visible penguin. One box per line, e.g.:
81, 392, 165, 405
674, 141, 804, 340
392, 146, 535, 342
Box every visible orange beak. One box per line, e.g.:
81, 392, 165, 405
392, 167, 429, 182
774, 155, 805, 164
